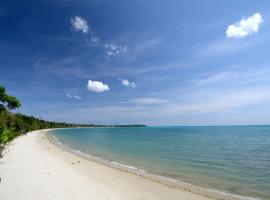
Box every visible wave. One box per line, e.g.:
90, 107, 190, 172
47, 132, 261, 200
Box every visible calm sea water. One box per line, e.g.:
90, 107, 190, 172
50, 126, 270, 200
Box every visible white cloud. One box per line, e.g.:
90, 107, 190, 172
104, 43, 128, 57
226, 13, 263, 38
118, 78, 136, 88
131, 98, 167, 105
70, 16, 100, 44
66, 94, 82, 100
70, 16, 89, 33
87, 80, 109, 93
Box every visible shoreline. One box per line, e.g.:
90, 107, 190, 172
47, 129, 258, 200
0, 129, 259, 200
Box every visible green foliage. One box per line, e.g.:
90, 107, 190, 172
0, 129, 18, 144
0, 84, 21, 111
0, 110, 83, 156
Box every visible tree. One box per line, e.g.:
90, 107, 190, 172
0, 84, 21, 111
0, 85, 21, 155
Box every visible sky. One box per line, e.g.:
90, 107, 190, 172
1, 0, 270, 125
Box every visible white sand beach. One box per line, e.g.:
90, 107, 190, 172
0, 129, 218, 200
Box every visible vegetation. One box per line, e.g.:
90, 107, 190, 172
0, 84, 22, 153
0, 84, 145, 156
0, 85, 21, 111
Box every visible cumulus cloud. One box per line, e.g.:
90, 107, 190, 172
118, 78, 136, 88
70, 16, 89, 33
104, 43, 128, 57
131, 98, 167, 105
226, 13, 263, 38
66, 94, 82, 100
87, 80, 109, 93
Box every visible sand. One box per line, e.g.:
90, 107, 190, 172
0, 129, 217, 200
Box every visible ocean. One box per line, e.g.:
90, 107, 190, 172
49, 126, 270, 200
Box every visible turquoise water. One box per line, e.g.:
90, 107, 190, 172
50, 126, 270, 200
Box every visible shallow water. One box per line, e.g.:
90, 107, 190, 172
50, 126, 270, 200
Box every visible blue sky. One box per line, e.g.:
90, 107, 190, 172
1, 0, 270, 125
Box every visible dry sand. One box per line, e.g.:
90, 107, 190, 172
0, 129, 216, 200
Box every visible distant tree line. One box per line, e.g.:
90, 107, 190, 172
0, 84, 145, 156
